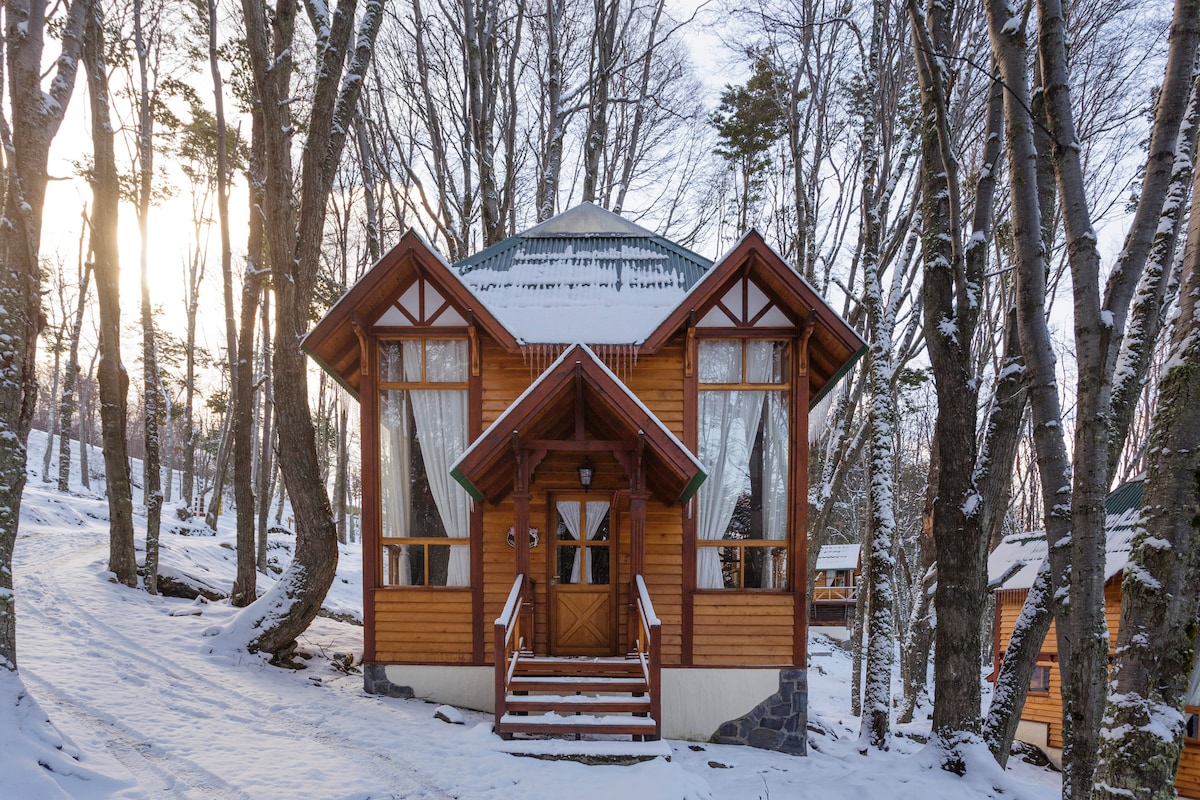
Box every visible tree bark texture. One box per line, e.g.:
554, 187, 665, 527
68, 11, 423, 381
57, 254, 92, 493
907, 0, 990, 757
84, 5, 137, 588
134, 0, 162, 595
235, 0, 384, 657
0, 0, 91, 670
1092, 60, 1200, 798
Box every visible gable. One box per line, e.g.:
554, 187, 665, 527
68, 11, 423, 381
450, 344, 705, 506
302, 231, 517, 398
641, 231, 866, 409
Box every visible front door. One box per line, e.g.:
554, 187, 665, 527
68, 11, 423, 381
549, 497, 617, 656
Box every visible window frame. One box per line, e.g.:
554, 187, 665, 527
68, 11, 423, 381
376, 335, 472, 589
694, 335, 795, 593
1029, 664, 1051, 693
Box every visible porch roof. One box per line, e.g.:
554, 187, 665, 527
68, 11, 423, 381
450, 343, 706, 506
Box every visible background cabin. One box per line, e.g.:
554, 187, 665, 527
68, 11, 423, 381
989, 476, 1200, 796
304, 204, 865, 750
810, 544, 860, 627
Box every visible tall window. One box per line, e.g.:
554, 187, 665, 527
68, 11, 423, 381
696, 339, 790, 589
379, 339, 471, 587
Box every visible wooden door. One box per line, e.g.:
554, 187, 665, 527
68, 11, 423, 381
549, 498, 617, 656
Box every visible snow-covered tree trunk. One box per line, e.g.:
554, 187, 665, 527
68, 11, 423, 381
85, 3, 137, 588
851, 571, 867, 717
1092, 53, 1200, 799
858, 0, 896, 749
256, 290, 274, 571
133, 0, 163, 595
0, 0, 92, 671
1034, 0, 1200, 792
232, 0, 385, 658
983, 0, 1077, 770
41, 325, 61, 482
907, 0, 992, 762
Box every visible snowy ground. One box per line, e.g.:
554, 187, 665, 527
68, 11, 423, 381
5, 430, 1062, 799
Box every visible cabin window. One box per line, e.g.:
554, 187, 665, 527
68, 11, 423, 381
1030, 665, 1051, 693
695, 339, 790, 590
378, 339, 471, 587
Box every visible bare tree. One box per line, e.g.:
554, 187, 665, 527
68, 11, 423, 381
84, 1, 137, 587
57, 212, 93, 493
229, 0, 384, 658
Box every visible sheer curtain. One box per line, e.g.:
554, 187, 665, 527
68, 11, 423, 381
695, 341, 774, 588
380, 388, 413, 585
403, 340, 472, 586
556, 500, 610, 583
761, 390, 789, 587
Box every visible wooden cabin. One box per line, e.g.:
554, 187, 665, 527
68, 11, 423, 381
303, 204, 865, 749
989, 477, 1200, 796
810, 544, 860, 627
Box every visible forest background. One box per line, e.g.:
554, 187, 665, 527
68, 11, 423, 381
1, 0, 1198, 798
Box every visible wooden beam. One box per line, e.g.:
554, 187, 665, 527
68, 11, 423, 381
523, 439, 632, 452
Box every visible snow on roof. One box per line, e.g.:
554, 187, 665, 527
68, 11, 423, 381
815, 544, 861, 571
988, 478, 1143, 591
451, 206, 711, 345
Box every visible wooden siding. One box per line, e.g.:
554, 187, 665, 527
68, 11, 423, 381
372, 331, 797, 673
373, 589, 474, 663
995, 583, 1200, 799
692, 593, 795, 665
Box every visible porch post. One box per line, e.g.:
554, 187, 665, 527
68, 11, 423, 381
512, 444, 533, 651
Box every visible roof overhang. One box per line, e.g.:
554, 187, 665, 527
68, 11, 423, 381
640, 230, 867, 408
301, 231, 519, 399
451, 344, 705, 506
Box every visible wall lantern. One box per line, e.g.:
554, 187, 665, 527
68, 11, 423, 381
578, 458, 594, 492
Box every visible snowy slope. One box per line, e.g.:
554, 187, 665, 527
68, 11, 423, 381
5, 429, 1060, 799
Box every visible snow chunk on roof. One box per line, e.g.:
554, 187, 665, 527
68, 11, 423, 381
815, 544, 861, 571
457, 241, 692, 344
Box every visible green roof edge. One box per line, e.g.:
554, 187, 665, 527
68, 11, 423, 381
451, 466, 485, 504
809, 344, 868, 410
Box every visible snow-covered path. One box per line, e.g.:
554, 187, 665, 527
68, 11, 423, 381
12, 481, 709, 799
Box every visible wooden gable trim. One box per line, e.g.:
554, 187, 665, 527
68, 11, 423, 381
639, 231, 866, 406
302, 231, 519, 399
451, 344, 705, 507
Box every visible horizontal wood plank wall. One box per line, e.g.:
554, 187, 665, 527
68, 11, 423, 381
373, 589, 474, 663
474, 340, 689, 663
692, 593, 794, 665
1178, 743, 1200, 799
995, 584, 1122, 657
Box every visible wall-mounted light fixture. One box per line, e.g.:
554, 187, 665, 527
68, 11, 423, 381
578, 458, 594, 492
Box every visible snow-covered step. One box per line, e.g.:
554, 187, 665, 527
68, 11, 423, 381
498, 712, 657, 737
508, 674, 647, 694
504, 693, 650, 714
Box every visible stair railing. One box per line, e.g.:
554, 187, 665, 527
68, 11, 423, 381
494, 574, 527, 735
633, 574, 662, 740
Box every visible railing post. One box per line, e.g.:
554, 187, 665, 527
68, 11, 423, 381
649, 616, 662, 740
494, 619, 506, 735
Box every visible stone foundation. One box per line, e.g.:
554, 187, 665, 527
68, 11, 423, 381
709, 668, 807, 755
363, 664, 414, 699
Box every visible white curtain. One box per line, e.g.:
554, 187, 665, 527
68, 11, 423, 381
380, 388, 413, 585
403, 340, 472, 586
695, 341, 775, 588
556, 500, 610, 583
761, 390, 789, 587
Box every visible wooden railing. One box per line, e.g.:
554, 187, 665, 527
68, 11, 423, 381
632, 575, 662, 740
813, 585, 857, 602
493, 574, 527, 734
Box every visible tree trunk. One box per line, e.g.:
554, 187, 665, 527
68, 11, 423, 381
41, 325, 61, 482
233, 0, 384, 658
907, 0, 990, 763
85, 4, 137, 588
58, 226, 92, 493
256, 288, 274, 570
334, 402, 349, 545
134, 0, 162, 595
0, 0, 92, 671
1093, 116, 1200, 795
